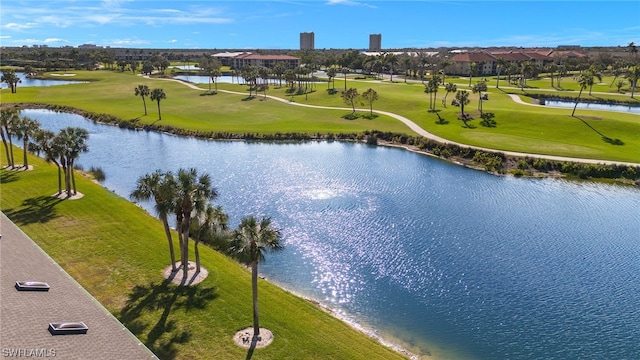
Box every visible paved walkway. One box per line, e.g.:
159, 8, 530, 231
148, 76, 640, 167
0, 212, 157, 359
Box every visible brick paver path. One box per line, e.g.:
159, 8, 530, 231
0, 212, 157, 359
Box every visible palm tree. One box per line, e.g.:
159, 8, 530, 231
131, 170, 179, 272
495, 57, 506, 88
340, 67, 350, 90
1, 70, 21, 93
585, 66, 602, 95
175, 168, 217, 281
32, 129, 64, 194
272, 63, 286, 87
627, 65, 640, 98
442, 82, 457, 108
472, 81, 488, 114
436, 58, 449, 85
401, 55, 412, 83
385, 53, 399, 82
467, 62, 478, 86
57, 127, 89, 196
150, 88, 166, 120
572, 73, 590, 116
134, 85, 150, 115
193, 204, 227, 272
13, 116, 40, 169
228, 216, 283, 337
546, 63, 558, 88
0, 108, 19, 169
425, 77, 440, 111
326, 67, 337, 90
455, 90, 471, 118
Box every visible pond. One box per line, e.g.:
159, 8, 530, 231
174, 75, 244, 84
0, 72, 85, 88
21, 109, 640, 360
544, 99, 640, 114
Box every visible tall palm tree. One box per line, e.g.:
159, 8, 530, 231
627, 65, 640, 98
131, 170, 179, 272
442, 82, 457, 108
134, 85, 150, 115
340, 67, 350, 90
401, 55, 412, 83
13, 115, 40, 169
472, 81, 488, 114
495, 57, 507, 88
193, 204, 228, 272
455, 90, 471, 118
439, 58, 452, 85
326, 67, 337, 90
361, 88, 378, 115
385, 53, 398, 82
150, 88, 166, 120
425, 77, 440, 111
0, 108, 19, 169
32, 129, 64, 194
468, 62, 478, 86
585, 66, 602, 95
1, 70, 21, 93
57, 127, 89, 196
175, 168, 217, 281
572, 73, 590, 116
229, 216, 283, 337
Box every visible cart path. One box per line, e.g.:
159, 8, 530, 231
146, 76, 640, 167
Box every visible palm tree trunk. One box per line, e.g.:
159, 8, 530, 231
22, 139, 29, 168
252, 260, 260, 336
161, 216, 177, 271
56, 165, 62, 195
142, 97, 147, 115
195, 238, 201, 273
6, 129, 15, 169
157, 101, 162, 120
1, 131, 12, 168
572, 87, 584, 116
181, 225, 189, 281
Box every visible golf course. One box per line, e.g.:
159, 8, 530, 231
1, 66, 639, 360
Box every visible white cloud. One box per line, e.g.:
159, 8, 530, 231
326, 0, 376, 8
168, 39, 178, 43
4, 22, 38, 31
44, 38, 68, 43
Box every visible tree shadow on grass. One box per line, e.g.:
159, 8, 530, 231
3, 195, 63, 225
434, 112, 449, 125
0, 170, 19, 184
119, 279, 218, 360
573, 116, 624, 146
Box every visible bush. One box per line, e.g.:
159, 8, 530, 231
89, 166, 106, 182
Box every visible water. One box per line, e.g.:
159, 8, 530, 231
544, 99, 640, 114
21, 109, 640, 359
0, 72, 85, 88
174, 75, 244, 84
171, 65, 200, 70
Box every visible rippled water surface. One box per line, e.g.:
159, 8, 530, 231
24, 109, 640, 359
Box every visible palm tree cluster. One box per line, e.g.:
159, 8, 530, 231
2, 108, 89, 197
131, 168, 282, 338
1, 70, 22, 93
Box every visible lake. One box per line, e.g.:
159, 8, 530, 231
544, 99, 640, 114
21, 109, 640, 359
0, 72, 85, 88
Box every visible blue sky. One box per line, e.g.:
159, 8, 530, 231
1, 1, 638, 49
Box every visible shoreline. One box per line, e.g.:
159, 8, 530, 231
4, 102, 639, 187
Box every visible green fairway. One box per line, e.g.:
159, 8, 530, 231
0, 148, 408, 360
1, 69, 639, 163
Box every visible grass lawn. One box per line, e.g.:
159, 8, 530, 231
0, 147, 407, 360
2, 69, 639, 163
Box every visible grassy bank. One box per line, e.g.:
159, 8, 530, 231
1, 70, 639, 163
0, 147, 408, 360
